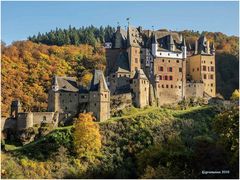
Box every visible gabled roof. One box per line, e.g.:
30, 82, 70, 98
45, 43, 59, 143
54, 76, 79, 92
127, 26, 142, 47
90, 70, 109, 91
133, 69, 148, 80
119, 28, 127, 41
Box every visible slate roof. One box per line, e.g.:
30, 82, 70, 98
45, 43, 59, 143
119, 28, 127, 41
114, 52, 130, 73
90, 70, 109, 91
114, 84, 131, 94
133, 69, 148, 80
127, 26, 142, 47
54, 76, 79, 92
113, 27, 127, 48
142, 29, 184, 52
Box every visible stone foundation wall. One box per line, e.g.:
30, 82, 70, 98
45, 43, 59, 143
185, 82, 204, 99
1, 117, 16, 131
111, 93, 132, 111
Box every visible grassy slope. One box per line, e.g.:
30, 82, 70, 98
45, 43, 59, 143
6, 105, 214, 153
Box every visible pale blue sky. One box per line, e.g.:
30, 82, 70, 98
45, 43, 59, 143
2, 1, 239, 45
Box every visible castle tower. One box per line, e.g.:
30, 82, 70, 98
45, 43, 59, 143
132, 69, 150, 108
187, 35, 216, 97
89, 70, 110, 121
10, 100, 22, 118
127, 26, 141, 77
48, 76, 60, 112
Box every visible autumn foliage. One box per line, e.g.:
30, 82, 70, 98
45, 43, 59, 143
1, 41, 106, 116
73, 113, 101, 160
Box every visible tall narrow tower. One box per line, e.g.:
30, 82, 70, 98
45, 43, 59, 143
89, 70, 110, 121
187, 36, 216, 97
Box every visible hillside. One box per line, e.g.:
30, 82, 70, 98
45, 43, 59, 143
2, 105, 238, 178
1, 41, 106, 116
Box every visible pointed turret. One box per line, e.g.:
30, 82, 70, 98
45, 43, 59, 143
169, 34, 174, 45
210, 42, 215, 55
181, 37, 186, 46
187, 43, 192, 51
52, 76, 59, 92
194, 39, 198, 54
169, 35, 175, 51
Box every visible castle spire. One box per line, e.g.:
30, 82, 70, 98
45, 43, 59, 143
182, 37, 186, 46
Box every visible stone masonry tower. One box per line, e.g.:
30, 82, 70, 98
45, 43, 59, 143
10, 100, 22, 118
187, 35, 216, 97
132, 69, 150, 108
89, 70, 110, 121
127, 26, 141, 77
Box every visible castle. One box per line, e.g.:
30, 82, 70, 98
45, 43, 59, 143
1, 25, 216, 132
105, 25, 215, 106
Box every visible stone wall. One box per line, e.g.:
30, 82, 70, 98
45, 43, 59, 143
1, 117, 16, 131
15, 112, 57, 131
32, 112, 56, 126
111, 93, 132, 111
17, 112, 34, 130
48, 91, 79, 116
185, 82, 204, 99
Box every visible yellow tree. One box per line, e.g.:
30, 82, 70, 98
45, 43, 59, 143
73, 113, 101, 160
230, 89, 239, 101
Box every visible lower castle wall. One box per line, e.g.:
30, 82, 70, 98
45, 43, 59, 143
16, 112, 56, 131
1, 117, 16, 131
111, 93, 132, 111
185, 82, 204, 99
32, 112, 56, 125
17, 112, 33, 130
